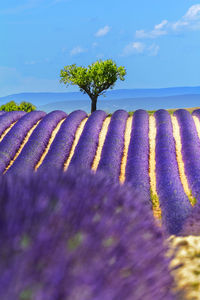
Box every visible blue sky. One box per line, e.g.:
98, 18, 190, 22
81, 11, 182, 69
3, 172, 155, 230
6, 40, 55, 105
1, 0, 200, 97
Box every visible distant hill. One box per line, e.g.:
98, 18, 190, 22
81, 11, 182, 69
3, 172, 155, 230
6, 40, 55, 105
37, 94, 200, 114
1, 87, 200, 113
1, 86, 200, 107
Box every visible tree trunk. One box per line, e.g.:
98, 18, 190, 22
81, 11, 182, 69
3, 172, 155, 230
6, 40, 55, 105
91, 97, 97, 113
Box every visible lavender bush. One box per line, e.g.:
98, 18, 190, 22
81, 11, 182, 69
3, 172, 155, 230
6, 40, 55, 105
0, 168, 177, 300
125, 110, 150, 204
180, 203, 200, 236
38, 110, 87, 172
192, 108, 200, 119
97, 110, 128, 181
69, 110, 106, 170
0, 111, 26, 137
174, 109, 200, 203
8, 110, 66, 176
0, 111, 46, 174
155, 110, 191, 235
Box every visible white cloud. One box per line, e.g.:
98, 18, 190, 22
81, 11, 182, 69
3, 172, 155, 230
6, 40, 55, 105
154, 20, 168, 30
184, 4, 200, 20
122, 42, 145, 56
70, 46, 86, 56
148, 44, 160, 56
135, 20, 168, 39
132, 42, 145, 52
121, 41, 160, 57
171, 20, 189, 30
173, 4, 200, 31
135, 4, 200, 38
95, 25, 110, 37
135, 30, 148, 39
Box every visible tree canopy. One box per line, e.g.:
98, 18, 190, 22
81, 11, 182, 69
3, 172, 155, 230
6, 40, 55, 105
60, 59, 126, 113
0, 101, 36, 112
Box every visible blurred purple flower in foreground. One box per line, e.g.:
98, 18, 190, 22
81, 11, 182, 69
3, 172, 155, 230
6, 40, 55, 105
0, 168, 176, 300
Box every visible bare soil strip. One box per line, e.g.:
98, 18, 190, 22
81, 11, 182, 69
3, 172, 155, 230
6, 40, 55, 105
149, 115, 162, 222
168, 235, 200, 300
91, 117, 111, 172
193, 115, 200, 140
119, 116, 133, 184
63, 117, 88, 171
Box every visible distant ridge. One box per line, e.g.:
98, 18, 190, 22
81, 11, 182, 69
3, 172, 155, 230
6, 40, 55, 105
1, 86, 200, 107
37, 94, 200, 114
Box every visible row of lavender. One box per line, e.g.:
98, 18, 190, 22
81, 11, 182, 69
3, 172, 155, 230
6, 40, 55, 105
0, 109, 200, 234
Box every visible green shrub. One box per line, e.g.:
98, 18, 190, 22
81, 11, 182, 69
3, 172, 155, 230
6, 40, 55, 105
0, 101, 36, 112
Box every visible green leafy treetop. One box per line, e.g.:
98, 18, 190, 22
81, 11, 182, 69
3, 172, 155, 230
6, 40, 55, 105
60, 59, 126, 113
18, 101, 36, 112
0, 101, 36, 112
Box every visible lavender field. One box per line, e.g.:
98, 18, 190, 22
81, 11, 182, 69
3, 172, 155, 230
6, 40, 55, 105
1, 108, 200, 299
0, 109, 199, 231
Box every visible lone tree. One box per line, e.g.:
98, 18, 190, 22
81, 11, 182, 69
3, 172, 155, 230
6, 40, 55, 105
60, 59, 126, 113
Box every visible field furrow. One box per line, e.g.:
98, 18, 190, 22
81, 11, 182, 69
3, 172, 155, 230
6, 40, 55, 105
119, 115, 132, 184
149, 115, 162, 221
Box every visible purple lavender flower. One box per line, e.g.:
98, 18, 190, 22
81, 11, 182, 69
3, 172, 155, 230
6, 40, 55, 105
193, 109, 200, 118
155, 110, 191, 235
125, 110, 150, 205
180, 203, 200, 236
97, 110, 128, 181
0, 111, 46, 174
0, 168, 176, 300
174, 109, 200, 203
0, 111, 26, 137
69, 110, 107, 170
8, 110, 66, 176
38, 110, 87, 173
